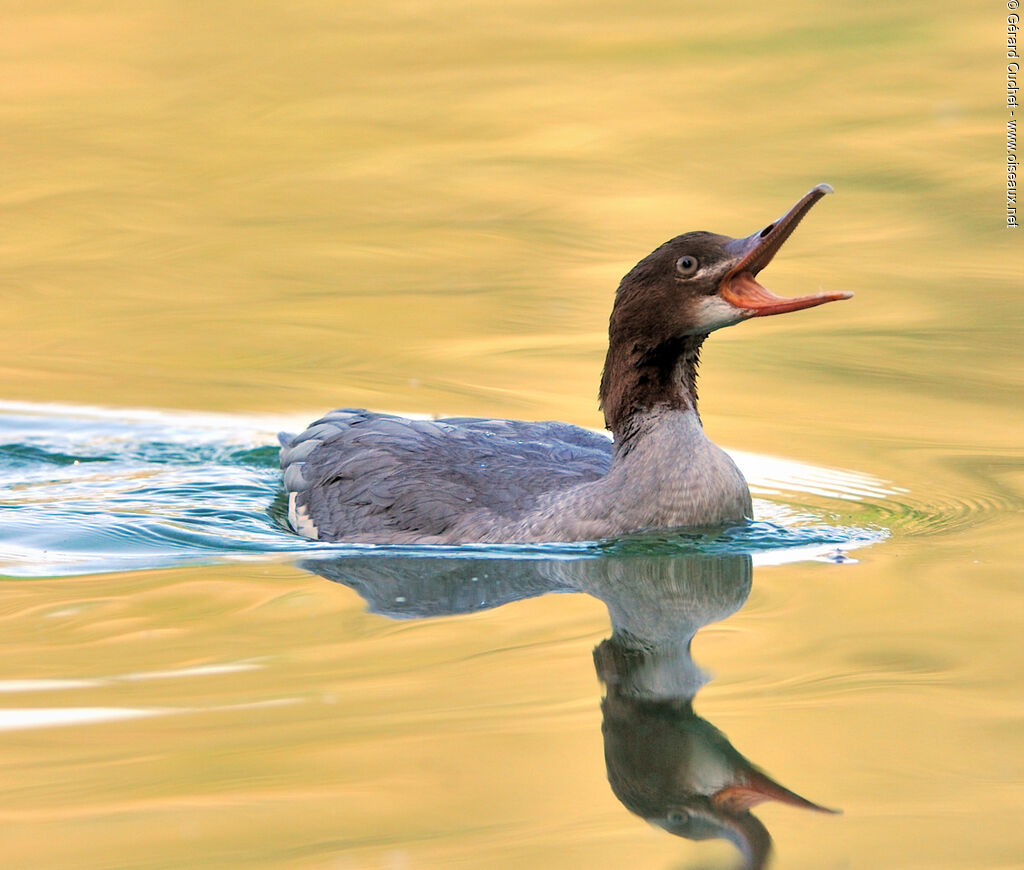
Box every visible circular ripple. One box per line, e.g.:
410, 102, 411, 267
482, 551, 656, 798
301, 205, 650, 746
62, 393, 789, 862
8, 400, 998, 578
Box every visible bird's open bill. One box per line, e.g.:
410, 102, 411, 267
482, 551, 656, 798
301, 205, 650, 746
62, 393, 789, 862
719, 184, 853, 317
712, 766, 841, 815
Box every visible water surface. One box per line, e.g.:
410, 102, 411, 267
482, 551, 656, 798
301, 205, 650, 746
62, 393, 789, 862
1, 2, 1021, 869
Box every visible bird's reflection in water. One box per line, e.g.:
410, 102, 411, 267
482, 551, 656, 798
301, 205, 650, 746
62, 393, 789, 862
302, 549, 838, 869
586, 554, 838, 868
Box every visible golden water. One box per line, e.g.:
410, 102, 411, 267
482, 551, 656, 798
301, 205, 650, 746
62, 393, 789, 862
1, 1, 1021, 868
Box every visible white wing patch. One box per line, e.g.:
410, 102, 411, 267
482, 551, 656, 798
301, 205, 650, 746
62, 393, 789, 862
288, 492, 320, 540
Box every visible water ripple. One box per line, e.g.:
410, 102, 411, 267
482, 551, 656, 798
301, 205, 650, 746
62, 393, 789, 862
0, 400, 904, 578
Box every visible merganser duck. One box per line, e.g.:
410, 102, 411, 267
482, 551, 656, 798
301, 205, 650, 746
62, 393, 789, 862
280, 184, 850, 544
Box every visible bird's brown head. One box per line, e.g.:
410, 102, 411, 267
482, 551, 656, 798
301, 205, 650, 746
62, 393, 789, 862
599, 184, 851, 437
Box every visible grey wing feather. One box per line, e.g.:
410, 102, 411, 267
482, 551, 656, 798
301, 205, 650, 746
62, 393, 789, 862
279, 409, 613, 542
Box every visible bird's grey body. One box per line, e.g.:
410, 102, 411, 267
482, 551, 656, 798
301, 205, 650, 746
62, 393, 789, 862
280, 407, 751, 544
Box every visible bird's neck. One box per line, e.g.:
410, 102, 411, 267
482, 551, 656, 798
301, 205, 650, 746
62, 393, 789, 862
599, 332, 706, 449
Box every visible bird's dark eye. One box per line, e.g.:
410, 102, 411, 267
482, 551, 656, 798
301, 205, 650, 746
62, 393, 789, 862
675, 255, 699, 278
667, 809, 690, 825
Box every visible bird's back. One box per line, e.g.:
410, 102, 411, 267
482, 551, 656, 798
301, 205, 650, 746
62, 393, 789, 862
279, 409, 613, 543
